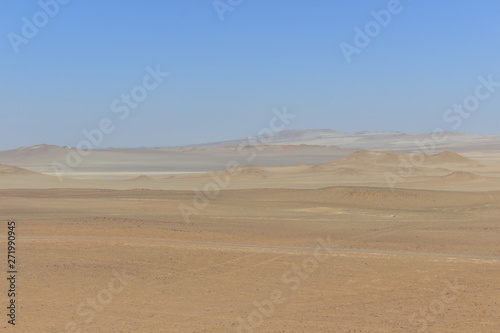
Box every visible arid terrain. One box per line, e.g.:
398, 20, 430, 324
1, 131, 499, 332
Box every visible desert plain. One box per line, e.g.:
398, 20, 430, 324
0, 130, 499, 332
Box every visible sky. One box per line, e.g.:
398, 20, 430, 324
1, 0, 499, 150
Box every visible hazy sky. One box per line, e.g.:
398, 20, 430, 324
1, 0, 499, 150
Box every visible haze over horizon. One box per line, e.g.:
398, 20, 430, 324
2, 128, 499, 153
2, 1, 500, 150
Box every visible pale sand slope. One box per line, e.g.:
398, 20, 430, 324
0, 187, 498, 332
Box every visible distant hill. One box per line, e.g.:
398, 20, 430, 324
0, 164, 55, 179
0, 164, 48, 176
182, 129, 500, 154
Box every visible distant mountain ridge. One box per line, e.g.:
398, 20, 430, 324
4, 129, 499, 152
183, 129, 500, 153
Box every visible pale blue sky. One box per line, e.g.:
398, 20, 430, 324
1, 0, 499, 150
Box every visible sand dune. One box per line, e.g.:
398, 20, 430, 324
424, 151, 481, 165
440, 171, 488, 182
164, 150, 500, 191
326, 150, 481, 167
126, 175, 158, 182
329, 149, 401, 165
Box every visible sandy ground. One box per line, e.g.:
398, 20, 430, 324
0, 186, 499, 332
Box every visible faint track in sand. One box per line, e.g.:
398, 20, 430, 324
15, 235, 500, 264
